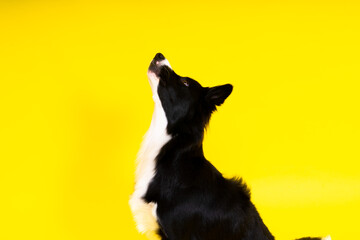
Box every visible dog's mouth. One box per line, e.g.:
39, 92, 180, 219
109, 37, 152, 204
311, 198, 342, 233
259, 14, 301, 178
147, 53, 172, 94
148, 53, 165, 73
148, 53, 172, 75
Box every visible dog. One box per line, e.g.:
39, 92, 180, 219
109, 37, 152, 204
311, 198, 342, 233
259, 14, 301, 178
129, 53, 330, 240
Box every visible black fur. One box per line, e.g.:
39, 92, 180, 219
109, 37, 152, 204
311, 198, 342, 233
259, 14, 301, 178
142, 53, 322, 240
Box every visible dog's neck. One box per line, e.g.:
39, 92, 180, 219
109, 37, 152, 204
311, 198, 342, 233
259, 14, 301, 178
134, 100, 171, 186
136, 96, 207, 185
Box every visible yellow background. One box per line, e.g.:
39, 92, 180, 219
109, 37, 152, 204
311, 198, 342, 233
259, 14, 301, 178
0, 0, 359, 239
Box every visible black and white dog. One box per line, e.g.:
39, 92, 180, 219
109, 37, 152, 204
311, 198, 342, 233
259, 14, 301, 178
130, 53, 330, 240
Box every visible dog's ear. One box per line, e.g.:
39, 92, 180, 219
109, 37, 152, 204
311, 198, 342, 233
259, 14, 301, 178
205, 84, 233, 106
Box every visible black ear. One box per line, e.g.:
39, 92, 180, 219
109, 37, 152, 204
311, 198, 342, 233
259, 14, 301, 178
205, 84, 233, 106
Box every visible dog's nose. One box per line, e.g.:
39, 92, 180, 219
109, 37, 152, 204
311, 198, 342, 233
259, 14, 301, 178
154, 53, 165, 61
149, 53, 167, 74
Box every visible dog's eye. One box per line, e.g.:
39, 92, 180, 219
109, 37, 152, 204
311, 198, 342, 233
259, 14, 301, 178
181, 79, 189, 87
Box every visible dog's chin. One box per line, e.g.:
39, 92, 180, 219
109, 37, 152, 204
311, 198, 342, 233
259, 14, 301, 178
147, 70, 160, 94
147, 53, 172, 95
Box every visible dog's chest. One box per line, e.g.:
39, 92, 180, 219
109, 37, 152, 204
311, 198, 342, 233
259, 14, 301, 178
129, 103, 170, 234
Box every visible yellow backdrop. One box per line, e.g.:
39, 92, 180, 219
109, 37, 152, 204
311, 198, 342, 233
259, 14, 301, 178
1, 1, 359, 239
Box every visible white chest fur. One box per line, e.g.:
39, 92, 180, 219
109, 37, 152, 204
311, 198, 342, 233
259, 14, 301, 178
129, 93, 170, 235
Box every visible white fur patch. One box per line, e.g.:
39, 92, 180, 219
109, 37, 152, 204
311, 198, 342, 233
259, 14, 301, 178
158, 59, 172, 69
129, 69, 171, 235
322, 235, 331, 240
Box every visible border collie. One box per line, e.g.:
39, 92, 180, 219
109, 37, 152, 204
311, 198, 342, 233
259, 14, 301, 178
129, 53, 330, 240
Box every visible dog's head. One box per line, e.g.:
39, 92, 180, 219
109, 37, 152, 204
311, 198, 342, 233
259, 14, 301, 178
147, 53, 232, 136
